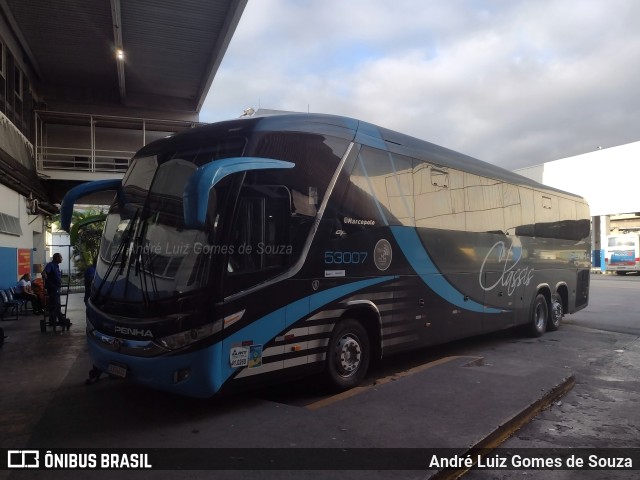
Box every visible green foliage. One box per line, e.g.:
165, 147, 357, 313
73, 222, 103, 274
53, 208, 105, 277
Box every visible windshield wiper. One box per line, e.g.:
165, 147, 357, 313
133, 219, 159, 307
94, 209, 139, 302
139, 247, 160, 304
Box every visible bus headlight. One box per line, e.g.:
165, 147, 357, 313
157, 320, 222, 350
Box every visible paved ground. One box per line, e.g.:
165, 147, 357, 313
0, 287, 637, 479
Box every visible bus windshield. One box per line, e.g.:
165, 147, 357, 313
97, 156, 233, 306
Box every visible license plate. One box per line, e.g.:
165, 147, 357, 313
108, 362, 128, 378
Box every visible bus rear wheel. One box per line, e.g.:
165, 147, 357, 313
547, 295, 563, 331
325, 319, 370, 391
528, 294, 549, 337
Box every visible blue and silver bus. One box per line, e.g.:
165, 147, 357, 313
605, 233, 640, 275
61, 113, 591, 398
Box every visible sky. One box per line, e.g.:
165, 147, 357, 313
200, 0, 640, 170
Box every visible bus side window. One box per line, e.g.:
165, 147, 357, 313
224, 185, 295, 296
228, 197, 264, 273
464, 173, 505, 234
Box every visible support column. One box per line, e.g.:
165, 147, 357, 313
592, 216, 600, 269
598, 215, 610, 271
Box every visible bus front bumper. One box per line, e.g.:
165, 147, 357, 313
87, 333, 223, 398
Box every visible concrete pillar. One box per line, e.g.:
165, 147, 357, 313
592, 216, 600, 269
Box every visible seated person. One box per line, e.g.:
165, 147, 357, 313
15, 273, 44, 314
31, 277, 45, 309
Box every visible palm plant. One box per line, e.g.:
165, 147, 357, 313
50, 208, 106, 276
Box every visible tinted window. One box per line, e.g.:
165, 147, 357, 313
251, 132, 348, 205
223, 171, 316, 296
464, 174, 505, 233
337, 146, 415, 229
414, 160, 465, 231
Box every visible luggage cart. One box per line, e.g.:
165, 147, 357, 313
40, 285, 71, 333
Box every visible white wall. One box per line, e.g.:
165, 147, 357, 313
515, 141, 640, 217
0, 183, 47, 251
0, 183, 48, 285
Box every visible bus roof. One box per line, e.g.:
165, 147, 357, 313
135, 111, 586, 202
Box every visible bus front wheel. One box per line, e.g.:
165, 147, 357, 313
528, 294, 549, 337
325, 319, 370, 391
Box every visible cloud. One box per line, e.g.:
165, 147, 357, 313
201, 0, 640, 168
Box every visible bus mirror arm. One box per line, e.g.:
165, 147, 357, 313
182, 157, 295, 229
60, 179, 123, 232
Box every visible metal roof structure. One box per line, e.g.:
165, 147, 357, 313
0, 0, 247, 208
3, 0, 247, 113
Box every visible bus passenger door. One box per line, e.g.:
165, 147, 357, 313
222, 188, 292, 378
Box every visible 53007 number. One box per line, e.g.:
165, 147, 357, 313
324, 251, 368, 264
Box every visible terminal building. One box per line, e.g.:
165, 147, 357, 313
0, 0, 635, 290
516, 141, 640, 271
0, 0, 246, 287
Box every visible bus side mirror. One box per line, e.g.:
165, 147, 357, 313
60, 179, 123, 232
183, 157, 295, 229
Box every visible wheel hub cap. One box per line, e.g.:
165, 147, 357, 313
535, 304, 545, 329
337, 335, 361, 376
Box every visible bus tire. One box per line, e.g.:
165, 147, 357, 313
528, 294, 548, 337
547, 295, 563, 331
325, 319, 370, 391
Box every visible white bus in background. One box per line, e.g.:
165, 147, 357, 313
605, 233, 640, 275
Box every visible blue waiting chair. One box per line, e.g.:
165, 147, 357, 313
1, 289, 22, 321
9, 287, 30, 314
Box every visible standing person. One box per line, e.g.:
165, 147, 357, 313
84, 259, 97, 305
15, 273, 44, 314
42, 253, 71, 328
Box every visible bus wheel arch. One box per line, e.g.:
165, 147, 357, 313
341, 303, 382, 361
324, 306, 379, 391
